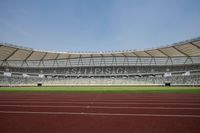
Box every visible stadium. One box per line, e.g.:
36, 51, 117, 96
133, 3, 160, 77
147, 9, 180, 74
0, 37, 200, 87
1, 1, 200, 132
0, 38, 200, 133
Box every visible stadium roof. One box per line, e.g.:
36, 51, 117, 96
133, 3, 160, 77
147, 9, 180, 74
0, 37, 200, 61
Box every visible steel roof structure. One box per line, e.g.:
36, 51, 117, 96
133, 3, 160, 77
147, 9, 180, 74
0, 37, 200, 67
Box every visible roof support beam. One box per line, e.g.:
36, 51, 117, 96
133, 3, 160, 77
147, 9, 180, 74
4, 48, 19, 61
144, 51, 157, 65
135, 57, 142, 66
38, 52, 48, 67
41, 52, 48, 61
24, 51, 34, 61
89, 54, 94, 66
172, 46, 190, 57
65, 54, 71, 67
144, 51, 153, 57
184, 57, 193, 65
121, 53, 127, 57
78, 55, 83, 66
0, 60, 9, 67
190, 42, 200, 49
1, 48, 18, 67
131, 52, 138, 57
110, 54, 117, 66
100, 54, 105, 66
149, 57, 156, 65
157, 49, 169, 57
20, 51, 35, 67
165, 57, 173, 65
53, 54, 60, 67
122, 53, 129, 66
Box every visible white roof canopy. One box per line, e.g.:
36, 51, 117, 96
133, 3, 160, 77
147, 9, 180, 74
0, 37, 200, 61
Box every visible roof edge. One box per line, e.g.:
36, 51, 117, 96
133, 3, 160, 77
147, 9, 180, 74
1, 36, 200, 54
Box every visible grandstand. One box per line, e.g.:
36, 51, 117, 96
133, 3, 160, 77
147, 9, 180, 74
0, 37, 200, 86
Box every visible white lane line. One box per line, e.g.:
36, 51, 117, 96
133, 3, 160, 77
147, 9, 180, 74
1, 99, 200, 102
1, 100, 199, 104
0, 110, 200, 118
0, 101, 200, 105
0, 104, 200, 110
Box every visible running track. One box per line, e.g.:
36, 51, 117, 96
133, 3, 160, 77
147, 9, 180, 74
0, 93, 200, 133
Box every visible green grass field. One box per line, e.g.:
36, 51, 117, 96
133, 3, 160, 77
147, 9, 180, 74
0, 86, 200, 93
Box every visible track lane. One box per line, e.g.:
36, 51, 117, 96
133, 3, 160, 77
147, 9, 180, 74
0, 93, 200, 133
1, 112, 200, 133
1, 105, 200, 115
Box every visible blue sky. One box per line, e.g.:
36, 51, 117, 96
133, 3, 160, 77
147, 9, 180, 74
0, 0, 200, 52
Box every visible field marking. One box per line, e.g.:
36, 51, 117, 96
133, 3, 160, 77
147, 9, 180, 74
0, 110, 200, 118
0, 104, 200, 110
0, 101, 200, 105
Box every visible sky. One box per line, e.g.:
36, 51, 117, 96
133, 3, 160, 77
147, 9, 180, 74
0, 0, 200, 52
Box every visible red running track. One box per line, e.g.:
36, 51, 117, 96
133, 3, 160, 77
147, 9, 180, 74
0, 93, 200, 133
